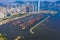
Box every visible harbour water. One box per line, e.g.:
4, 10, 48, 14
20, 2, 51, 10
0, 13, 60, 40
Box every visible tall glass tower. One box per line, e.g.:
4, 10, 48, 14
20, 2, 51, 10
38, 0, 40, 11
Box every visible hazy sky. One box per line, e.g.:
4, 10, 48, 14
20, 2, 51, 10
41, 0, 58, 1
0, 0, 59, 3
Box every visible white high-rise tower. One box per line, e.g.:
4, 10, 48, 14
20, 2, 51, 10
32, 3, 37, 12
38, 0, 40, 11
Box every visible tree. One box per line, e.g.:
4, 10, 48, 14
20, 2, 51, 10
0, 33, 8, 40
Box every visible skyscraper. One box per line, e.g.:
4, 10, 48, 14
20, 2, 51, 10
32, 3, 37, 12
26, 6, 29, 12
31, 4, 35, 12
32, 2, 38, 12
38, 0, 40, 11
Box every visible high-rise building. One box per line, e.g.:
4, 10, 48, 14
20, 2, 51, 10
32, 3, 35, 12
26, 6, 29, 12
32, 3, 38, 12
38, 0, 40, 11
29, 5, 33, 12
26, 4, 33, 12
31, 4, 34, 12
34, 4, 37, 12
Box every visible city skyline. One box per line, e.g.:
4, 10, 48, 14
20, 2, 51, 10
0, 0, 59, 3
